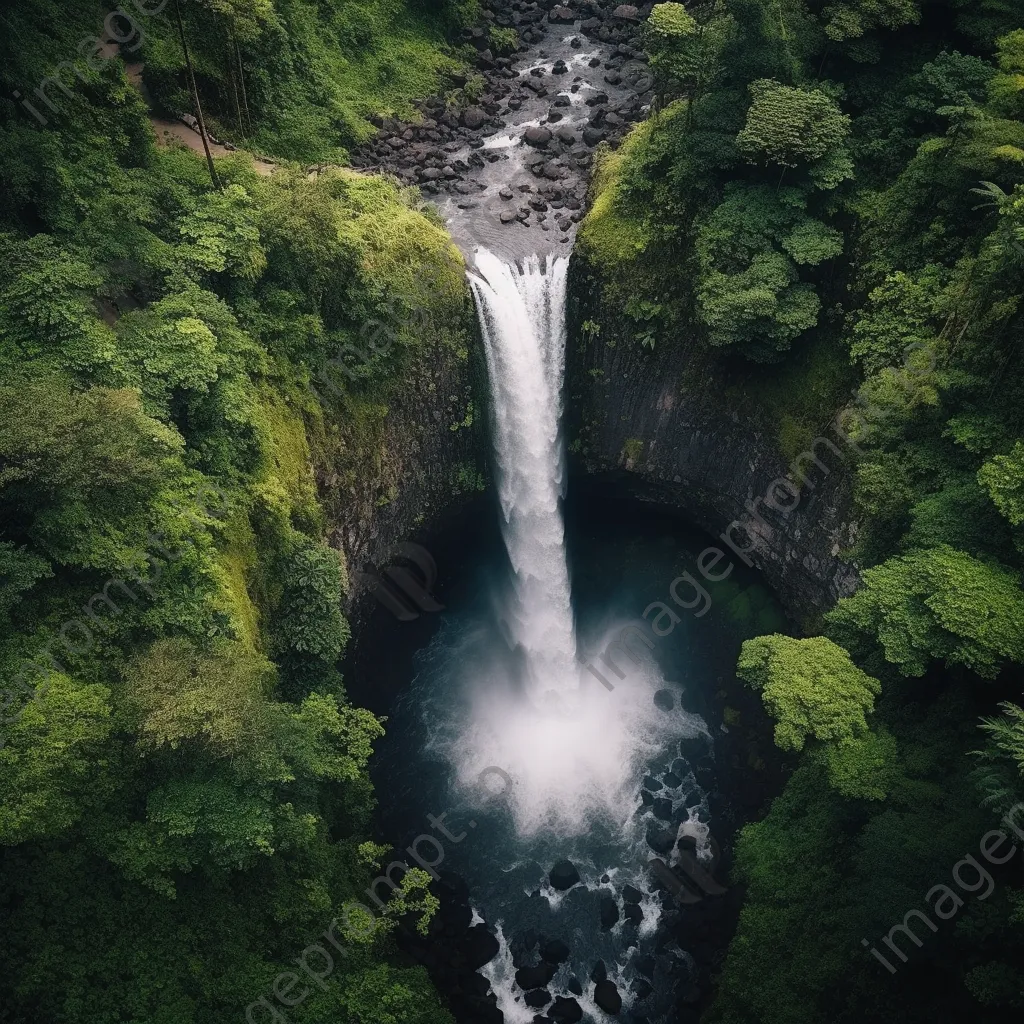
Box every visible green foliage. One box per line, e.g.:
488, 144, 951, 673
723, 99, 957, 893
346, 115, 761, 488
736, 79, 853, 187
828, 546, 1024, 678
0, 6, 475, 1017
737, 634, 881, 751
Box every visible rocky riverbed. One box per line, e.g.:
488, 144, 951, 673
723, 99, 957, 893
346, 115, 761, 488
351, 0, 656, 259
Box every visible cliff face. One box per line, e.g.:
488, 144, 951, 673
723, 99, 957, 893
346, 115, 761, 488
314, 289, 490, 629
565, 258, 860, 626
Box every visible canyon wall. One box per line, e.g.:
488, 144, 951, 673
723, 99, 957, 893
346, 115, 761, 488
565, 258, 860, 626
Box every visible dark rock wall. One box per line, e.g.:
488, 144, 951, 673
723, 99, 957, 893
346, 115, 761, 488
315, 293, 490, 630
565, 258, 860, 626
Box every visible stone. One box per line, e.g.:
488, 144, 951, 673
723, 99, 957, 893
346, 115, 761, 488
464, 924, 500, 968
549, 859, 580, 890
633, 978, 653, 1000
568, 977, 583, 996
652, 798, 673, 821
549, 996, 584, 1023
500, 209, 517, 223
663, 771, 682, 787
653, 688, 674, 711
622, 884, 644, 904
612, 4, 640, 20
549, 5, 576, 23
542, 160, 564, 180
623, 902, 643, 924
516, 963, 555, 989
643, 776, 663, 791
585, 92, 609, 106
590, 959, 607, 983
582, 126, 605, 146
524, 126, 553, 147
594, 979, 623, 1014
646, 823, 675, 854
525, 988, 552, 1008
600, 896, 620, 930
419, 168, 442, 181
462, 106, 487, 128
499, 187, 514, 200
541, 938, 571, 964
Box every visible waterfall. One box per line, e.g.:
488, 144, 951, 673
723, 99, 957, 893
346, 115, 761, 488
468, 248, 577, 698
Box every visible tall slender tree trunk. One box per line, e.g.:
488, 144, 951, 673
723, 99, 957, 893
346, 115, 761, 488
173, 0, 221, 190
235, 35, 253, 133
227, 26, 244, 137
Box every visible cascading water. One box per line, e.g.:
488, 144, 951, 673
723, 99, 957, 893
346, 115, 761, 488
468, 248, 576, 695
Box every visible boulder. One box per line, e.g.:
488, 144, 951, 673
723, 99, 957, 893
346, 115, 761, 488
582, 126, 605, 146
541, 938, 571, 964
653, 688, 674, 711
516, 963, 555, 989
464, 924, 500, 968
646, 823, 676, 854
600, 896, 620, 930
499, 209, 517, 223
524, 126, 553, 147
462, 106, 488, 129
549, 996, 584, 1023
652, 798, 674, 821
549, 860, 580, 890
612, 4, 640, 19
549, 5, 576, 22
594, 979, 623, 1014
635, 955, 656, 979
590, 959, 607, 983
623, 902, 643, 924
622, 884, 644, 904
525, 988, 552, 1008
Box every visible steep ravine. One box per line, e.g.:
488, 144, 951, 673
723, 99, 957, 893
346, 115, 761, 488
565, 257, 860, 626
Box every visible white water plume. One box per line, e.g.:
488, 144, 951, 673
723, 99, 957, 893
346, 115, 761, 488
450, 248, 682, 836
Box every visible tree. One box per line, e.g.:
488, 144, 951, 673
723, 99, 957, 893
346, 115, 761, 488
827, 545, 1024, 678
736, 79, 853, 189
737, 634, 882, 752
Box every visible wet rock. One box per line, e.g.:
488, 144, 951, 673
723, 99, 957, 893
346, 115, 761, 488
524, 125, 553, 147
500, 209, 517, 223
464, 924, 500, 968
547, 110, 564, 122
646, 823, 676, 854
542, 160, 565, 180
567, 977, 583, 996
525, 988, 552, 1008
499, 186, 514, 200
600, 896, 620, 930
594, 979, 623, 1014
586, 91, 609, 106
588, 54, 602, 66
556, 127, 577, 143
462, 106, 488, 128
633, 978, 653, 1000
643, 776, 663, 791
613, 4, 640, 20
517, 963, 556, 989
663, 771, 682, 787
654, 689, 674, 711
541, 938, 571, 964
590, 959, 607, 983
582, 126, 605, 146
420, 167, 443, 181
652, 798, 674, 821
549, 860, 580, 890
622, 884, 643, 904
552, 59, 569, 75
623, 902, 643, 924
549, 5, 576, 22
549, 996, 584, 1023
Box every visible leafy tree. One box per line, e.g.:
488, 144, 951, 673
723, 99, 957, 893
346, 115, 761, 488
737, 634, 882, 751
736, 79, 853, 188
827, 545, 1024, 678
